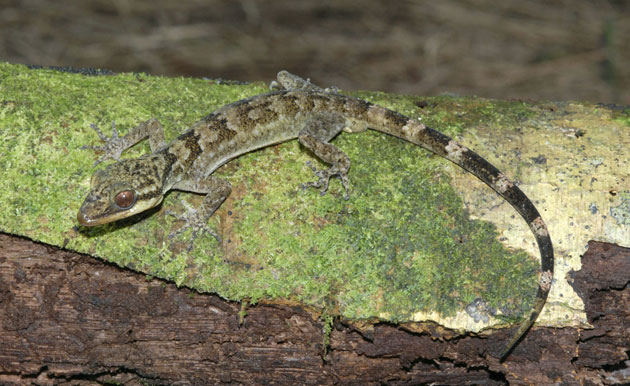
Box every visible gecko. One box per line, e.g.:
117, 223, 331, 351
77, 70, 554, 361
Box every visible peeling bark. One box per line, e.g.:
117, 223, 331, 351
1, 234, 629, 384
570, 242, 630, 371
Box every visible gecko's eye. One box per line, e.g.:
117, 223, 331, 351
114, 190, 136, 209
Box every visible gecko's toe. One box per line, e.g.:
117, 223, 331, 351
166, 207, 222, 247
167, 227, 184, 240
301, 161, 353, 199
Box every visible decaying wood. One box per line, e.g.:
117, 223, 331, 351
0, 234, 628, 384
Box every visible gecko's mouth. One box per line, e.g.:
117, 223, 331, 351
77, 204, 122, 226
77, 208, 132, 226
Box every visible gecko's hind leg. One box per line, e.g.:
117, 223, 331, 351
271, 70, 339, 94
298, 113, 351, 200
271, 70, 320, 91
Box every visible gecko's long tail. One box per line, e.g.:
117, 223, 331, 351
364, 104, 554, 361
417, 126, 553, 361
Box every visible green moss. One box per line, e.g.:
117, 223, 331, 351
612, 109, 630, 127
321, 312, 334, 357
0, 62, 540, 330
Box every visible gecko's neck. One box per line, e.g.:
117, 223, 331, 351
140, 150, 182, 194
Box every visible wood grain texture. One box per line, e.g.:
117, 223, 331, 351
1, 233, 628, 384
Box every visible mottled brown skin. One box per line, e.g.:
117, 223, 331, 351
78, 71, 553, 360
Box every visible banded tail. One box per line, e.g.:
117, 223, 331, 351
362, 103, 554, 360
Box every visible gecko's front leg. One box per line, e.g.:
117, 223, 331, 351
167, 175, 232, 250
82, 119, 167, 165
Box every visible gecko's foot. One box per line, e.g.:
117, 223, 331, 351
273, 70, 332, 92
166, 200, 221, 251
301, 161, 350, 200
81, 122, 126, 165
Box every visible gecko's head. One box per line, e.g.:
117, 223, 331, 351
77, 158, 165, 226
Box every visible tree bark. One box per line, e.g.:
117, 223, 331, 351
1, 233, 628, 385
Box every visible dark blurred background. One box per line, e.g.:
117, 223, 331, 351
1, 0, 628, 104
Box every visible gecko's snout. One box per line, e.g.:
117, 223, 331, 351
77, 210, 95, 226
